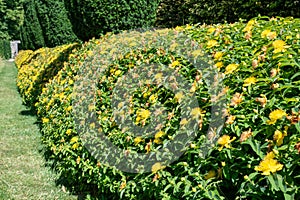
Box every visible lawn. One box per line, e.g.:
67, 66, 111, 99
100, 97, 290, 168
0, 61, 77, 200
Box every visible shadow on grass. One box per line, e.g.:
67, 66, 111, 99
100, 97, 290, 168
19, 109, 36, 116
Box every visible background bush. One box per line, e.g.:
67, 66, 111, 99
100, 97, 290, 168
17, 17, 300, 199
64, 0, 160, 41
0, 39, 11, 59
20, 0, 78, 50
156, 0, 300, 27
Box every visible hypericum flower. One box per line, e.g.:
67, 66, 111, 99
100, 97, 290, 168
145, 140, 152, 153
214, 52, 223, 60
273, 130, 287, 146
180, 118, 189, 126
267, 109, 286, 125
155, 131, 165, 139
267, 31, 277, 40
134, 137, 144, 145
207, 40, 218, 48
207, 27, 216, 34
224, 64, 239, 74
295, 143, 300, 153
190, 107, 206, 119
171, 60, 180, 68
70, 136, 79, 144
226, 115, 236, 124
215, 62, 223, 68
245, 31, 252, 40
217, 135, 236, 151
255, 94, 267, 107
240, 129, 252, 142
120, 180, 126, 190
151, 162, 166, 173
273, 40, 288, 53
270, 68, 279, 77
114, 70, 122, 76
230, 93, 243, 107
136, 109, 151, 123
254, 152, 283, 175
66, 129, 72, 135
149, 94, 158, 103
42, 118, 49, 123
174, 91, 184, 102
261, 30, 271, 38
204, 170, 216, 180
243, 76, 257, 86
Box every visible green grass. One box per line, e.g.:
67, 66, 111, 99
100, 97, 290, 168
0, 61, 78, 200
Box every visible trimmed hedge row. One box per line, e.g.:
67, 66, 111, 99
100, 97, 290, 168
64, 0, 160, 41
16, 43, 79, 107
16, 17, 300, 199
156, 0, 300, 28
0, 40, 11, 59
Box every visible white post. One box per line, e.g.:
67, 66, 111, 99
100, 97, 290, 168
10, 40, 21, 60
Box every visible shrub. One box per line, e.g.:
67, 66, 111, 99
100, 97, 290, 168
0, 40, 11, 59
15, 50, 33, 69
156, 0, 300, 28
64, 0, 160, 41
20, 0, 45, 50
28, 17, 300, 199
16, 43, 79, 107
35, 0, 79, 47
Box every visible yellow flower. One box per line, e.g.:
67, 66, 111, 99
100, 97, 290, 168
155, 131, 165, 139
207, 27, 216, 34
207, 40, 218, 48
149, 94, 158, 103
204, 170, 216, 180
70, 136, 79, 143
261, 30, 271, 38
226, 115, 236, 124
273, 130, 287, 146
114, 70, 122, 76
72, 143, 79, 150
272, 40, 288, 53
42, 118, 49, 123
214, 52, 223, 60
254, 152, 283, 175
151, 162, 166, 173
243, 76, 257, 86
267, 109, 286, 125
171, 60, 180, 68
174, 91, 184, 102
215, 62, 223, 68
217, 135, 236, 151
136, 109, 151, 123
192, 49, 204, 57
180, 118, 189, 126
224, 64, 239, 74
66, 129, 72, 135
190, 107, 205, 119
134, 137, 144, 145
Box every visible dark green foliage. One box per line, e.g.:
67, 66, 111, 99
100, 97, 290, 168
64, 0, 160, 41
20, 0, 45, 50
0, 40, 11, 59
20, 0, 78, 50
156, 0, 300, 27
35, 0, 79, 47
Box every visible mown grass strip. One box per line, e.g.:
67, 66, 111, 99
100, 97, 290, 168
0, 61, 77, 200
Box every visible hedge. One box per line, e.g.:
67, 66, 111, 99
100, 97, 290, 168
156, 0, 300, 28
16, 43, 79, 107
0, 40, 11, 59
17, 16, 300, 199
64, 0, 160, 41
